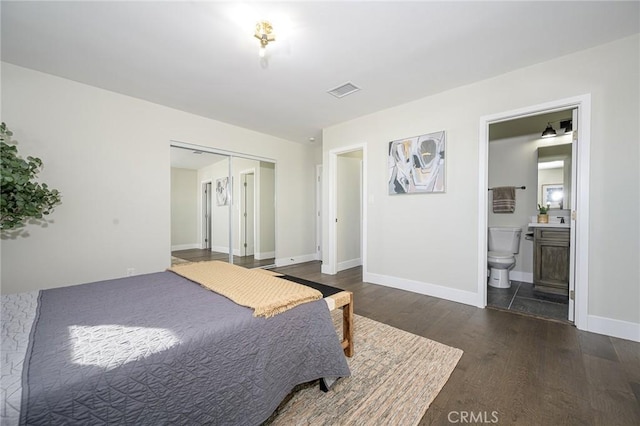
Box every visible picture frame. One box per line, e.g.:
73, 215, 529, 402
216, 176, 230, 206
388, 130, 446, 194
541, 183, 563, 209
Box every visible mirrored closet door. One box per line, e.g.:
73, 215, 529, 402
170, 144, 276, 268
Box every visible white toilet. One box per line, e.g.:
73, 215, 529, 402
487, 227, 522, 288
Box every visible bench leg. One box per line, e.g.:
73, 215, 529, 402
341, 292, 354, 357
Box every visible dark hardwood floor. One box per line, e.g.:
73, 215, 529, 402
172, 248, 275, 268
271, 261, 640, 425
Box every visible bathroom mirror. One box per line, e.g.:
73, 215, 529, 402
537, 143, 572, 210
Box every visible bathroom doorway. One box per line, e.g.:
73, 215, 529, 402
323, 144, 367, 276
478, 96, 591, 329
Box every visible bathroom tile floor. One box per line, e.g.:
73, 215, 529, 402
487, 280, 570, 322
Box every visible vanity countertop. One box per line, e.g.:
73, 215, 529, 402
528, 222, 570, 228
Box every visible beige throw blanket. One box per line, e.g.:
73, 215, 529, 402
168, 261, 322, 318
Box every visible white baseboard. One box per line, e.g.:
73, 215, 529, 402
364, 271, 481, 307
275, 253, 318, 268
171, 243, 200, 251
337, 258, 362, 272
211, 245, 230, 254
587, 315, 640, 343
510, 271, 533, 284
254, 251, 275, 260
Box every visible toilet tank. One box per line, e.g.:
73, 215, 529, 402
488, 227, 522, 254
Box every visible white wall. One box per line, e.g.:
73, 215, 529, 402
258, 162, 276, 259
323, 35, 640, 334
1, 63, 320, 293
170, 167, 198, 249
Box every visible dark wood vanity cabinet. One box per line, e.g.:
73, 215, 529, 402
533, 228, 570, 295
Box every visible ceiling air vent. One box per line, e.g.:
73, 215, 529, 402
327, 82, 361, 99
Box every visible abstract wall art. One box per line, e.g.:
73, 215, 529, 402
216, 176, 230, 206
388, 130, 446, 194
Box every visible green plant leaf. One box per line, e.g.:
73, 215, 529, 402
0, 124, 61, 231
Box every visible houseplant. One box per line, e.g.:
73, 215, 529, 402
1, 123, 61, 234
537, 203, 549, 223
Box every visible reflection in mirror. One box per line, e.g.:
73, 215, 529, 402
537, 143, 572, 210
170, 146, 231, 264
170, 145, 276, 268
231, 157, 276, 268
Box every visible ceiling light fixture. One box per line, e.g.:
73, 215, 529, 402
254, 20, 275, 58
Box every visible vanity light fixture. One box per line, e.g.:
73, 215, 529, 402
541, 119, 573, 138
254, 20, 275, 58
541, 123, 557, 138
560, 119, 573, 133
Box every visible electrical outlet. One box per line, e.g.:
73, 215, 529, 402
126, 268, 135, 277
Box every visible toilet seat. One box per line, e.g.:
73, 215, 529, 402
488, 251, 513, 260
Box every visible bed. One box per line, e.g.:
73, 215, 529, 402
1, 263, 352, 425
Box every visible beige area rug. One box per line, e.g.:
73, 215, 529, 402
268, 311, 463, 425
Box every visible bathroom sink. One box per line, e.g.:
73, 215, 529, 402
528, 222, 570, 228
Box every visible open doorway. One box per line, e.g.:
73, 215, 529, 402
487, 110, 574, 322
478, 95, 591, 329
323, 144, 367, 275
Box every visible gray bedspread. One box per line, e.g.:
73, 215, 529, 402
19, 271, 350, 425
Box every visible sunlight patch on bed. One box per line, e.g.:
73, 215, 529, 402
68, 325, 180, 369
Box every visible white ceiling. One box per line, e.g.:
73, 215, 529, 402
2, 1, 639, 144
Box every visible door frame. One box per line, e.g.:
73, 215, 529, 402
201, 180, 212, 249
323, 144, 367, 276
316, 164, 322, 261
478, 94, 591, 330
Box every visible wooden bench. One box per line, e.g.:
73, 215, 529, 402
325, 291, 354, 357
